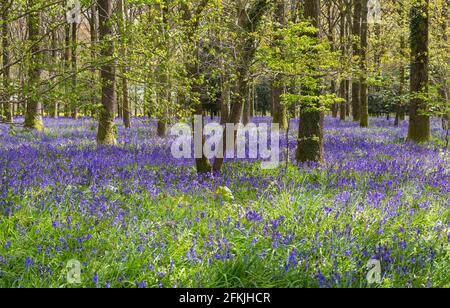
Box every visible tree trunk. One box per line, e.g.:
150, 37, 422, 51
243, 83, 251, 125
438, 0, 449, 132
156, 1, 171, 138
180, 1, 212, 173
157, 121, 167, 137
331, 80, 338, 118
408, 0, 430, 143
220, 77, 230, 124
395, 36, 406, 126
24, 0, 44, 131
89, 1, 99, 116
213, 0, 270, 172
63, 20, 71, 118
71, 22, 78, 119
359, 0, 369, 128
50, 29, 59, 118
213, 69, 247, 171
250, 84, 255, 117
339, 0, 346, 121
272, 82, 288, 129
272, 0, 288, 130
296, 0, 324, 164
96, 0, 116, 145
118, 0, 131, 128
351, 0, 361, 121
1, 0, 12, 123
345, 79, 351, 117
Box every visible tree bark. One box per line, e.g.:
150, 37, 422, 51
1, 0, 12, 123
339, 0, 346, 121
331, 80, 338, 117
118, 0, 131, 128
408, 0, 430, 142
50, 28, 59, 118
24, 0, 44, 131
71, 22, 78, 119
220, 77, 230, 125
213, 0, 270, 172
345, 79, 350, 117
272, 0, 288, 130
351, 0, 361, 121
89, 1, 99, 116
395, 36, 406, 126
96, 0, 117, 145
296, 0, 324, 164
359, 0, 369, 127
63, 20, 71, 117
438, 0, 449, 131
180, 1, 212, 173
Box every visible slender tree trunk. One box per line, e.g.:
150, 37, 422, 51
351, 0, 361, 121
71, 22, 78, 119
438, 0, 449, 132
180, 1, 212, 173
345, 0, 352, 118
272, 0, 288, 130
345, 79, 350, 117
331, 80, 338, 117
296, 0, 324, 164
156, 1, 170, 137
18, 62, 25, 117
118, 0, 131, 128
243, 83, 251, 125
96, 0, 116, 145
220, 77, 230, 125
395, 36, 406, 126
63, 21, 71, 117
272, 82, 288, 129
50, 29, 59, 118
213, 0, 270, 172
325, 2, 338, 118
1, 0, 12, 123
213, 69, 247, 171
408, 0, 430, 142
24, 0, 44, 130
359, 0, 369, 128
250, 84, 255, 117
90, 2, 98, 116
339, 0, 346, 121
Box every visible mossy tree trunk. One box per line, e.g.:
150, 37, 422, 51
408, 0, 430, 143
96, 0, 116, 145
296, 0, 324, 164
24, 0, 44, 131
438, 0, 449, 132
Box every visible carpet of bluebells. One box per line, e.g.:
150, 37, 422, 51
0, 116, 449, 288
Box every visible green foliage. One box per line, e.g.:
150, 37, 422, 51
258, 21, 341, 112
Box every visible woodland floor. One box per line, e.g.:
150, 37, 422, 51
0, 116, 449, 288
